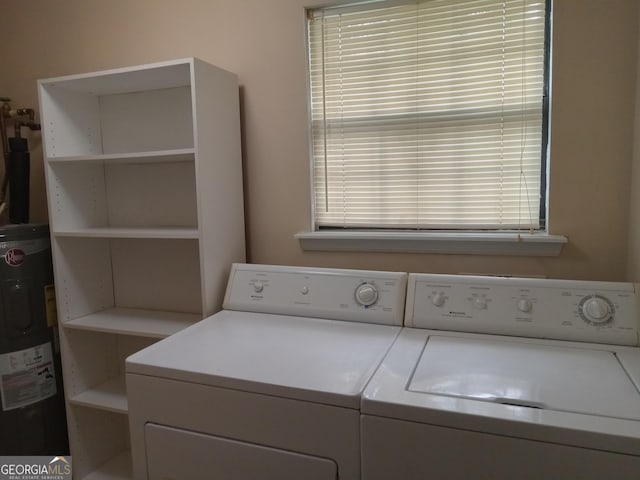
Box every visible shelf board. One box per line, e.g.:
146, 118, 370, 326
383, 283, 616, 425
53, 227, 199, 239
82, 451, 132, 480
47, 148, 195, 164
40, 58, 191, 96
65, 307, 201, 338
70, 376, 127, 414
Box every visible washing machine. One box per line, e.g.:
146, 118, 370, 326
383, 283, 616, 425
126, 263, 406, 480
361, 273, 640, 480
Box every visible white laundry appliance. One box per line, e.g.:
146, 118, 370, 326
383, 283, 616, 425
126, 263, 406, 480
362, 273, 640, 480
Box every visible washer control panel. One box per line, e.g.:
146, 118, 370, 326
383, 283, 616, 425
223, 263, 407, 326
406, 274, 639, 346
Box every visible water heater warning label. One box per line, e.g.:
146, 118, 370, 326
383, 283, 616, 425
0, 342, 57, 411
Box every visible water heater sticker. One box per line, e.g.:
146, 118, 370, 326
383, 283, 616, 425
0, 342, 57, 411
4, 248, 25, 267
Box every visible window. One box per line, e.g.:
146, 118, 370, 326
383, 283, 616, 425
307, 0, 550, 231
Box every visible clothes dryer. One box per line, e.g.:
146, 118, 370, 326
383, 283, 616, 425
127, 263, 406, 480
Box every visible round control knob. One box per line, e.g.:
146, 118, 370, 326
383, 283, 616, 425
472, 296, 487, 310
355, 283, 378, 307
580, 296, 613, 324
517, 298, 533, 313
253, 281, 264, 293
431, 292, 446, 307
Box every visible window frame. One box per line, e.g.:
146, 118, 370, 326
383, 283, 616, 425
299, 0, 565, 255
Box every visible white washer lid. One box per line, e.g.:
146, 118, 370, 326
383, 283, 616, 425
126, 311, 400, 409
409, 336, 640, 420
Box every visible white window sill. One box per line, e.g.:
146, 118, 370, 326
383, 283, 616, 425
295, 231, 567, 256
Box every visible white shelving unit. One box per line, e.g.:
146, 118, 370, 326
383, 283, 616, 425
38, 58, 245, 480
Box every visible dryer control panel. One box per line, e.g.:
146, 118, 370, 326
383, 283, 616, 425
406, 274, 640, 346
223, 263, 407, 326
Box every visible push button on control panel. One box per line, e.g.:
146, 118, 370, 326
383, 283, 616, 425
471, 296, 488, 310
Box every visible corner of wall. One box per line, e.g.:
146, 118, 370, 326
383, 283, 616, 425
626, 2, 640, 282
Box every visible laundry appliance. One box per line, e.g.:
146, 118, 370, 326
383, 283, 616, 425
362, 273, 640, 480
126, 263, 406, 480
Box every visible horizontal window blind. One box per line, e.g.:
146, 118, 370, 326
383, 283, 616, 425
308, 0, 548, 230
